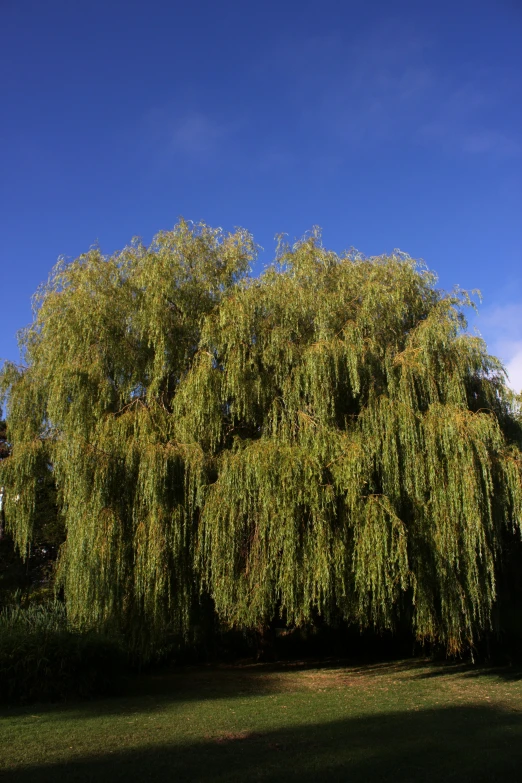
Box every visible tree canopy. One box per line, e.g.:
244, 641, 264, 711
1, 220, 521, 656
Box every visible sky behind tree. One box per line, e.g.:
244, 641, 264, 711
1, 0, 521, 388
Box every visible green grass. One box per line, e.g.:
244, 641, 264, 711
1, 658, 521, 782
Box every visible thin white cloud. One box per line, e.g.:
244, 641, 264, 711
255, 148, 296, 172
461, 130, 520, 157
506, 348, 522, 393
257, 23, 520, 161
419, 68, 521, 158
170, 112, 233, 155
138, 20, 520, 173
477, 302, 522, 392
141, 106, 244, 163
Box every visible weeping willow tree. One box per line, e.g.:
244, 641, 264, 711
1, 221, 521, 655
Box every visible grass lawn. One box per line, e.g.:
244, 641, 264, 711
1, 658, 521, 782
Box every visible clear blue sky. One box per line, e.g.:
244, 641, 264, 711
1, 0, 521, 387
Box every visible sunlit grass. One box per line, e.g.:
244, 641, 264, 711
1, 658, 521, 781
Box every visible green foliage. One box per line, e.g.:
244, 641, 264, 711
0, 602, 126, 703
0, 417, 64, 607
1, 221, 521, 657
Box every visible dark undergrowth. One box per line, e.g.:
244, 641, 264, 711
0, 603, 127, 704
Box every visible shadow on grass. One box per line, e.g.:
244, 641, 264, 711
2, 656, 521, 722
0, 663, 291, 722
1, 704, 521, 782
0, 656, 409, 718
343, 658, 522, 682
0, 656, 431, 719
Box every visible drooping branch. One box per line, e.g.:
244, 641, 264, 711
1, 222, 520, 656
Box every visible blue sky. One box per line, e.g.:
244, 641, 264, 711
1, 0, 521, 388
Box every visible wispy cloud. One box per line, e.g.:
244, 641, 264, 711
254, 148, 296, 172
506, 349, 522, 393
418, 67, 521, 158
138, 19, 520, 175
169, 112, 236, 155
257, 22, 520, 161
460, 130, 520, 157
141, 106, 244, 163
478, 301, 522, 392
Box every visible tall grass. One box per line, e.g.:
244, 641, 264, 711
0, 600, 68, 633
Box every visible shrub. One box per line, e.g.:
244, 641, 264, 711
0, 602, 127, 704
